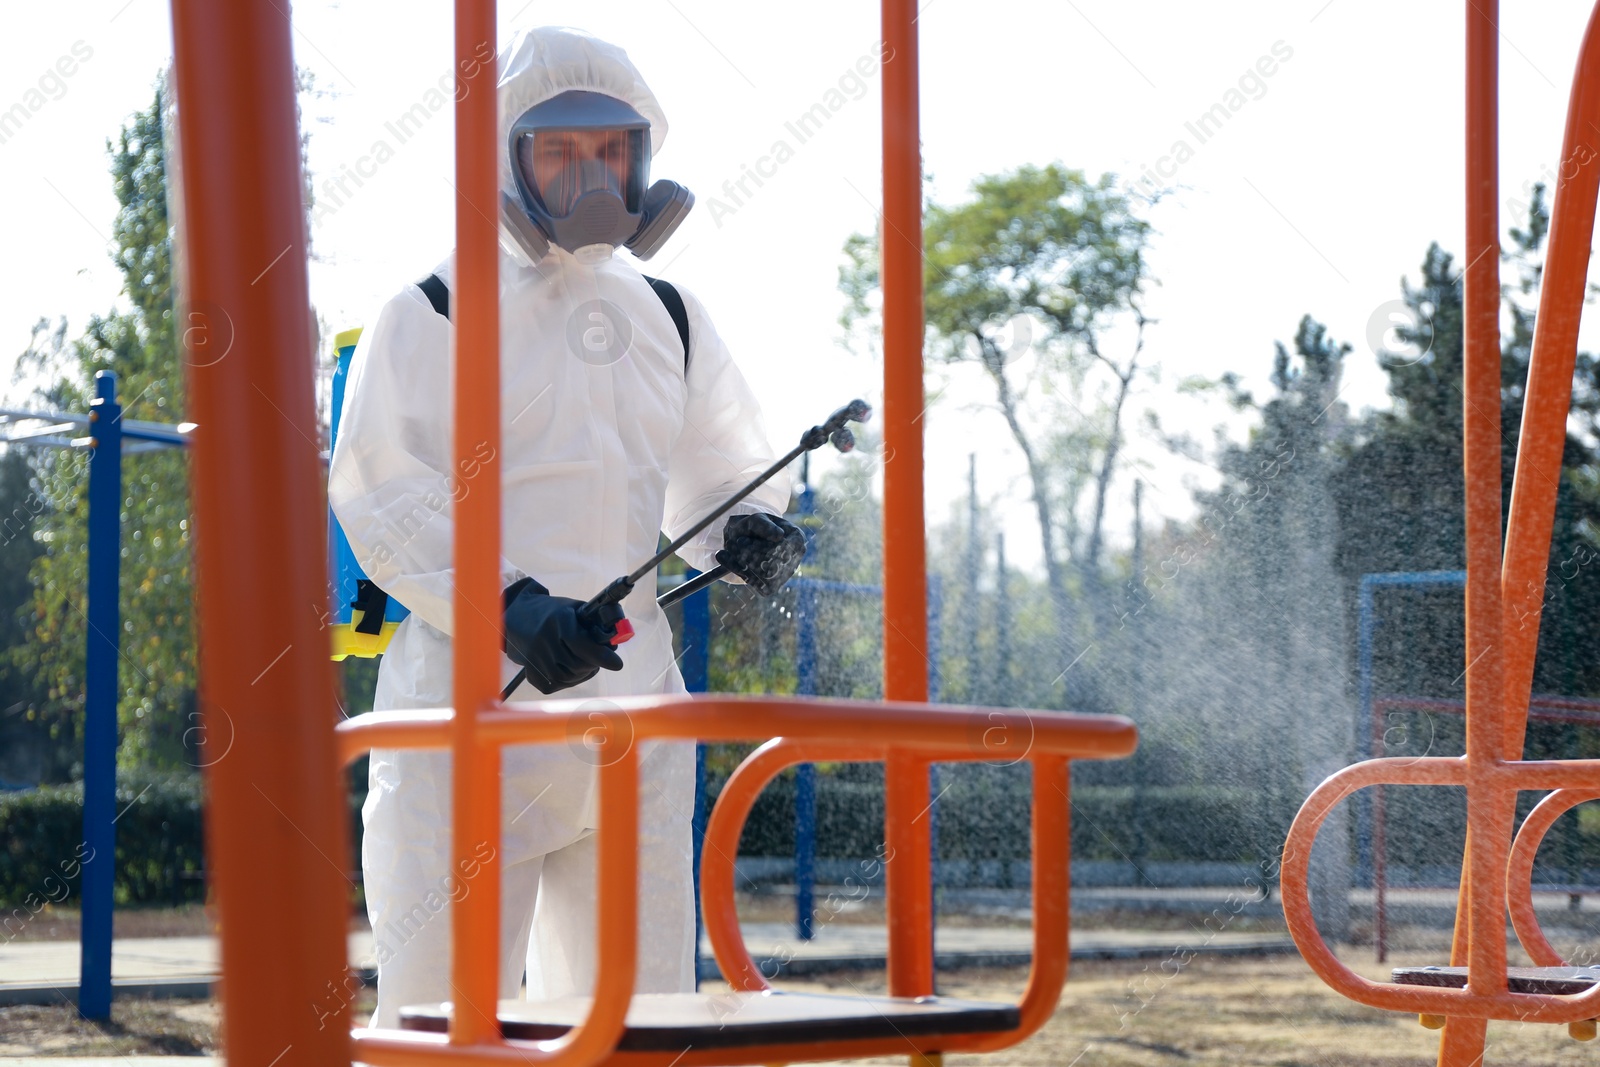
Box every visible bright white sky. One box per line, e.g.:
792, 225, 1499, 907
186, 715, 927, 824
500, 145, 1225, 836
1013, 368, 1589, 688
4, 0, 1597, 577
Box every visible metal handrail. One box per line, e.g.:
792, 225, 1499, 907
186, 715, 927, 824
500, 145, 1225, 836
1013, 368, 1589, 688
1283, 756, 1600, 1023
337, 696, 1135, 1066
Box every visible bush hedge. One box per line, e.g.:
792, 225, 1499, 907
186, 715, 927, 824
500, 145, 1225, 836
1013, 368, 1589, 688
713, 764, 1296, 864
0, 773, 204, 910
0, 763, 1313, 913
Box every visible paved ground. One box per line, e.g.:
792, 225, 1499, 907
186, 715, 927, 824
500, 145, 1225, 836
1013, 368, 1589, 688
699, 922, 1293, 976
0, 924, 1296, 1005
12, 884, 1596, 1002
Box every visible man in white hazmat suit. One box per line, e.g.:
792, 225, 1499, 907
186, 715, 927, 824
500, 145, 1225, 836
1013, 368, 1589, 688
329, 27, 803, 1028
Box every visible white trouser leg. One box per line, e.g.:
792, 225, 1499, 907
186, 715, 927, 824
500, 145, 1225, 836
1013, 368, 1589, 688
526, 741, 697, 998
366, 842, 543, 1028
500, 856, 544, 1000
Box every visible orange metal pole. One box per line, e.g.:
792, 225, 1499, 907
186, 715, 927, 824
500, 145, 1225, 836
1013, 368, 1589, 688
450, 0, 502, 1045
1442, 5, 1508, 1058
880, 0, 935, 1000
879, 0, 926, 712
1500, 0, 1600, 758
167, 2, 350, 1064
1461, 0, 1505, 808
1440, 14, 1510, 1062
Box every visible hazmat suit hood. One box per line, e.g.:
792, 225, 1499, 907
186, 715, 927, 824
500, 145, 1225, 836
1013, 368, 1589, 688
498, 27, 668, 178
497, 28, 690, 261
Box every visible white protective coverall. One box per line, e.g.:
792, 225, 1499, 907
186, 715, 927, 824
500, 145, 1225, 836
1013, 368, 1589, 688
329, 27, 789, 1028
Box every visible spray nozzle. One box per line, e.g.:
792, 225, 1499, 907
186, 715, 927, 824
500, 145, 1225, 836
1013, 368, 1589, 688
802, 399, 873, 451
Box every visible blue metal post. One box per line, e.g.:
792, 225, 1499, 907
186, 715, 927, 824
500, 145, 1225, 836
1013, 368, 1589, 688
794, 581, 817, 940
691, 741, 707, 985
681, 568, 710, 985
79, 371, 120, 1020
796, 584, 818, 695
793, 478, 818, 940
681, 568, 710, 692
794, 763, 816, 940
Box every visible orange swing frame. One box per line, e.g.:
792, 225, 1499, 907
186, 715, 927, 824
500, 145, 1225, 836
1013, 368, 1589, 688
1278, 2, 1600, 1063
168, 2, 1136, 1067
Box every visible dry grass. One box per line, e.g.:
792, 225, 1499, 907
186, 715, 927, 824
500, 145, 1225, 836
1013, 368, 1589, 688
8, 942, 1600, 1064
0, 989, 378, 1058
8, 903, 374, 941
727, 892, 1300, 935
772, 952, 1600, 1066
0, 998, 219, 1057
1, 904, 216, 942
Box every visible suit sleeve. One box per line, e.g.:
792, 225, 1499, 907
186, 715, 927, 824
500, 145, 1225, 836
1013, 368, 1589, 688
328, 284, 519, 636
662, 287, 791, 574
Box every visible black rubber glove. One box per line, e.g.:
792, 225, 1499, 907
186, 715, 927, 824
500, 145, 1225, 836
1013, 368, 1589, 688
502, 577, 625, 694
715, 513, 806, 596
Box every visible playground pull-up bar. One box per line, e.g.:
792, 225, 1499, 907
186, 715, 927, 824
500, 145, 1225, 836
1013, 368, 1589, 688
0, 372, 192, 1020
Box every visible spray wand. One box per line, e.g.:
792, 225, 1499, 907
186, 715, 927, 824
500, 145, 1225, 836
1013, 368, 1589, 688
501, 398, 871, 700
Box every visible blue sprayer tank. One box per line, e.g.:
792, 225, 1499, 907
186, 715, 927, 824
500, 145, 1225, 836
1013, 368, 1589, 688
328, 326, 409, 659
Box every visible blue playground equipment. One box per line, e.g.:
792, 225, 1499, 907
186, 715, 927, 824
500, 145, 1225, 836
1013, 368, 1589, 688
5, 332, 423, 1018
12, 335, 398, 1018
0, 370, 192, 1020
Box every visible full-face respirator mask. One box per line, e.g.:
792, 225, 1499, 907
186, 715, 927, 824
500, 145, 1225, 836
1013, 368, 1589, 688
502, 89, 693, 261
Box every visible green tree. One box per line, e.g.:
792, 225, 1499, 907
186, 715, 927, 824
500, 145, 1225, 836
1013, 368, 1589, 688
13, 84, 197, 773
0, 449, 54, 783
839, 164, 1153, 706
1099, 185, 1600, 894
1334, 186, 1600, 707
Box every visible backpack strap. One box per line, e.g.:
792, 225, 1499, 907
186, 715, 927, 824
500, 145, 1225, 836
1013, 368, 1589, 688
413, 271, 690, 368
350, 579, 390, 635
641, 275, 691, 369
416, 273, 450, 320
